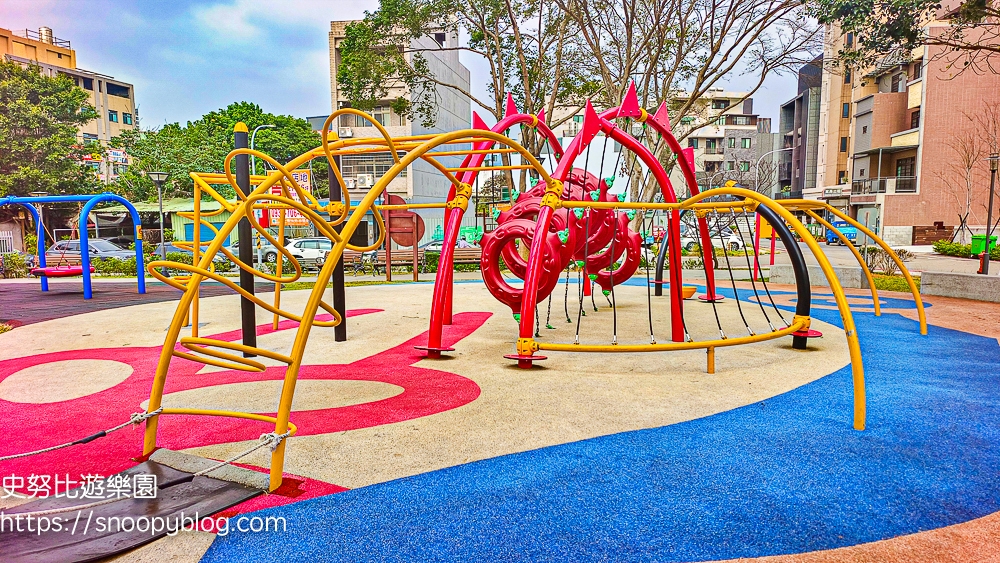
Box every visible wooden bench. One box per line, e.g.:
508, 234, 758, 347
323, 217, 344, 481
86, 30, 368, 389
372, 249, 426, 275
43, 254, 84, 267
448, 248, 482, 266
320, 249, 366, 275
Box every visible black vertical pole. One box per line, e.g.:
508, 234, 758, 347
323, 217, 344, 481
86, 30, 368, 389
329, 159, 347, 341
234, 123, 257, 356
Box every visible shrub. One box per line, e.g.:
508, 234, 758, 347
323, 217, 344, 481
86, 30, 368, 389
873, 274, 920, 292
861, 246, 914, 276
932, 240, 972, 258
1, 253, 30, 278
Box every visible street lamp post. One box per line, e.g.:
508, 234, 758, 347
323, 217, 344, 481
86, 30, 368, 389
983, 153, 999, 275
754, 147, 793, 198
250, 124, 276, 176
144, 171, 170, 274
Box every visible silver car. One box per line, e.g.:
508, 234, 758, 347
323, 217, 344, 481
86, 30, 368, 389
45, 238, 136, 262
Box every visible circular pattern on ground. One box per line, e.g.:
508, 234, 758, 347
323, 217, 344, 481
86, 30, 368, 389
0, 359, 134, 403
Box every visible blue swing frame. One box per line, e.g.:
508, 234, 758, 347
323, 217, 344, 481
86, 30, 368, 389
0, 193, 146, 299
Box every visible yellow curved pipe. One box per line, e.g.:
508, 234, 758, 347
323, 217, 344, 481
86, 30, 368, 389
824, 206, 927, 335
804, 209, 881, 316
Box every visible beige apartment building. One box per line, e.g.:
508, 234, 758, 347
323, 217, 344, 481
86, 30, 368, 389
815, 21, 1000, 245
1, 26, 138, 182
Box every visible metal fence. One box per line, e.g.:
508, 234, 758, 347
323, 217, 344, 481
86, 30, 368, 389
0, 231, 14, 254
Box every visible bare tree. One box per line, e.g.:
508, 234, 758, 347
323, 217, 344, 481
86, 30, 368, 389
939, 134, 985, 243
554, 0, 820, 227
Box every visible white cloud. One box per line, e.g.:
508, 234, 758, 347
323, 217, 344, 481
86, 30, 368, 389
190, 0, 373, 44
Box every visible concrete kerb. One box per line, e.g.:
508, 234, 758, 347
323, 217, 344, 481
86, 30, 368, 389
921, 271, 1000, 304
770, 264, 871, 290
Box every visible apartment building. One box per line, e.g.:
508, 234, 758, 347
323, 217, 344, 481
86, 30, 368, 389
675, 90, 762, 192
815, 24, 856, 215
328, 21, 472, 245
0, 26, 138, 183
812, 20, 1000, 245
777, 56, 823, 201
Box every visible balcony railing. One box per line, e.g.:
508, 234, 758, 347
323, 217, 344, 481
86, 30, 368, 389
851, 176, 917, 195
703, 146, 725, 155
778, 163, 792, 182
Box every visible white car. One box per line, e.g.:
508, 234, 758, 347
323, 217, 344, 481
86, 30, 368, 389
285, 238, 333, 268
679, 230, 745, 252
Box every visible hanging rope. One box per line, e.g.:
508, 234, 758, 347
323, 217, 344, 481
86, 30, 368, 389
0, 408, 162, 462
714, 210, 753, 336
735, 209, 776, 331
643, 207, 656, 344
608, 203, 619, 345
745, 211, 790, 327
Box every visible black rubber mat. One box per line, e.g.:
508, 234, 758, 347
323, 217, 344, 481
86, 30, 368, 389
0, 461, 263, 562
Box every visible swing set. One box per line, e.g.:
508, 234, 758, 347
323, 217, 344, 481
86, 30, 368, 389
0, 193, 146, 298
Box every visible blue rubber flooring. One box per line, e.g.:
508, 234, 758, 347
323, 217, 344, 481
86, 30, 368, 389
203, 287, 999, 562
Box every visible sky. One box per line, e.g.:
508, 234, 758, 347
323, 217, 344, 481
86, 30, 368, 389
1, 0, 799, 128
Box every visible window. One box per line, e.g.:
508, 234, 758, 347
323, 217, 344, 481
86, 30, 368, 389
741, 138, 751, 149
372, 106, 390, 126
688, 138, 699, 149
573, 115, 583, 123
705, 161, 720, 173
739, 161, 750, 172
83, 133, 99, 146
840, 137, 848, 152
731, 116, 752, 126
890, 73, 903, 93
123, 112, 133, 125
82, 77, 93, 90
846, 32, 854, 47
844, 70, 852, 84
842, 103, 850, 118
106, 83, 130, 98
859, 168, 865, 177
433, 32, 446, 47
912, 63, 922, 80
862, 125, 868, 134
728, 137, 736, 148
838, 170, 849, 184
896, 157, 915, 177
725, 161, 735, 171
341, 152, 408, 179
108, 110, 118, 123
712, 99, 730, 109
910, 110, 920, 129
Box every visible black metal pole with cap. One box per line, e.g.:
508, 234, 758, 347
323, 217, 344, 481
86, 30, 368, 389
984, 153, 999, 275
234, 123, 257, 355
329, 158, 347, 341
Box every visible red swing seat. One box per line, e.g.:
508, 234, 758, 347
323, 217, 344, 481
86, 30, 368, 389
30, 265, 96, 277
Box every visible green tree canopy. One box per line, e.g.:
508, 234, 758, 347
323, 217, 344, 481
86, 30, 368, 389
0, 60, 101, 198
111, 102, 325, 201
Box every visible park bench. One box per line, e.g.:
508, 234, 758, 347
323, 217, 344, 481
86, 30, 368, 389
448, 248, 483, 266
372, 249, 426, 275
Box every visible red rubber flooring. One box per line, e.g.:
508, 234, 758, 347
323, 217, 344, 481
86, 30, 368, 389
0, 281, 271, 327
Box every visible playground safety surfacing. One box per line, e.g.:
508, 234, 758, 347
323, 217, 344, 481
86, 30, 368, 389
1, 280, 999, 562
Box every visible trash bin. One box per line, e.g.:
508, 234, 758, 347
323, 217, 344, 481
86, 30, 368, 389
971, 234, 998, 255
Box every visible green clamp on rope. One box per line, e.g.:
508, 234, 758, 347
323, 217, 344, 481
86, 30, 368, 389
590, 190, 600, 201
626, 210, 636, 220
574, 208, 585, 219
511, 188, 520, 201
617, 192, 626, 202
604, 177, 615, 187
588, 273, 597, 281
557, 229, 569, 244
546, 324, 555, 330
492, 208, 501, 220
513, 313, 521, 322
575, 260, 585, 268
602, 290, 611, 296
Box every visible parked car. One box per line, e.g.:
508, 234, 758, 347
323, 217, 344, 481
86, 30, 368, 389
105, 236, 134, 249
150, 243, 230, 268
824, 221, 858, 245
45, 239, 136, 262
225, 238, 280, 263
285, 238, 333, 268
679, 230, 745, 252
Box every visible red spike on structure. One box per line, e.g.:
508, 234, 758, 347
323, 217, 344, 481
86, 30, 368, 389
579, 100, 603, 149
651, 102, 672, 134
536, 108, 546, 124
617, 82, 642, 119
504, 93, 518, 118
472, 111, 490, 131
682, 147, 695, 169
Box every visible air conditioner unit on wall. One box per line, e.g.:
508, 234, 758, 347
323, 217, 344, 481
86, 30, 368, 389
356, 174, 374, 188
339, 127, 353, 138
